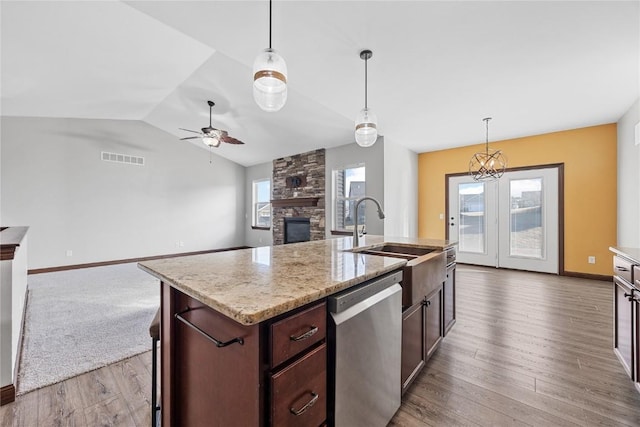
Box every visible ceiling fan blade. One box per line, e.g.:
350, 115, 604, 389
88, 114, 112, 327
180, 136, 201, 140
221, 135, 245, 145
179, 128, 202, 135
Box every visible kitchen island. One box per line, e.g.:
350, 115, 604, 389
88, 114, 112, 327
139, 235, 455, 426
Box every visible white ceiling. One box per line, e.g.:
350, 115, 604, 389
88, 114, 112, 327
2, 1, 639, 166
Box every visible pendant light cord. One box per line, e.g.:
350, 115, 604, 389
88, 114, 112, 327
484, 117, 491, 153
364, 56, 368, 109
269, 0, 272, 49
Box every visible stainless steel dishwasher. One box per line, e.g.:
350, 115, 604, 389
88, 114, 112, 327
328, 270, 403, 427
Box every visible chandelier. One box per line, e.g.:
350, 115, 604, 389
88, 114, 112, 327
469, 117, 507, 181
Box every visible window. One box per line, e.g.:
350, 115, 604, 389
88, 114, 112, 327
252, 179, 271, 228
332, 165, 366, 231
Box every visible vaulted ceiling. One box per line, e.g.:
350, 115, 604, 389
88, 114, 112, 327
2, 1, 638, 166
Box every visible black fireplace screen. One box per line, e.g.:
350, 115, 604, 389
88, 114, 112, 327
284, 217, 311, 244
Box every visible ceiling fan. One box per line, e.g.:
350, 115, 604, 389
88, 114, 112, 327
179, 101, 245, 148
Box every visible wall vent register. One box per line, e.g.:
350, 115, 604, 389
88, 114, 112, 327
101, 151, 145, 166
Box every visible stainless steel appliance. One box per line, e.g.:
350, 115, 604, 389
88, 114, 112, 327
328, 270, 403, 426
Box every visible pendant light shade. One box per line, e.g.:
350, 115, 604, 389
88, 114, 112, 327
355, 49, 377, 147
469, 117, 507, 181
253, 0, 287, 112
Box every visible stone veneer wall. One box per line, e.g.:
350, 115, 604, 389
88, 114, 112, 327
272, 149, 325, 245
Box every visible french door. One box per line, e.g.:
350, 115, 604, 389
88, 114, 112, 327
448, 167, 560, 274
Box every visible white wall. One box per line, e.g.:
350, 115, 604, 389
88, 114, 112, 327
1, 117, 246, 269
325, 138, 385, 237
383, 141, 418, 238
244, 162, 273, 247
617, 98, 640, 247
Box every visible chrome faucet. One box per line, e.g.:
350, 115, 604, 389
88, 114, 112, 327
353, 196, 385, 247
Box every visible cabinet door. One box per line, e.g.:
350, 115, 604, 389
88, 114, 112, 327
271, 343, 326, 427
614, 277, 634, 378
634, 295, 640, 392
401, 302, 425, 394
425, 287, 443, 361
443, 265, 456, 336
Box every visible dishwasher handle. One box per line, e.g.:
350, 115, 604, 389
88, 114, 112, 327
328, 270, 402, 314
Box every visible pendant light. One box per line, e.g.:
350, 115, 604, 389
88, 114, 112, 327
469, 117, 507, 181
253, 0, 287, 112
355, 49, 378, 147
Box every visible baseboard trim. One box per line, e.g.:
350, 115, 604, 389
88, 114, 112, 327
28, 246, 252, 275
563, 271, 612, 282
1, 384, 15, 406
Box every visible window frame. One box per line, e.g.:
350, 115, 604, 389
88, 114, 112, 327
252, 178, 271, 230
331, 163, 366, 233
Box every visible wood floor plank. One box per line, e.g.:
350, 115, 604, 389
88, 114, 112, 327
83, 394, 137, 427
108, 355, 152, 427
8, 388, 38, 427
37, 376, 86, 426
75, 364, 120, 409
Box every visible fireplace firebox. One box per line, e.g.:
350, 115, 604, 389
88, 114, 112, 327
284, 217, 311, 244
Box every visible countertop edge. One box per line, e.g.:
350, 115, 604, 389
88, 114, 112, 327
610, 246, 640, 265
139, 261, 406, 325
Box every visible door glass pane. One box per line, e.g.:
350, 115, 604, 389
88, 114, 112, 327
510, 178, 543, 258
458, 182, 485, 253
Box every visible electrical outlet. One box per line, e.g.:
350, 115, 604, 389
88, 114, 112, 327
66, 250, 73, 257
179, 241, 184, 247
439, 213, 444, 220
588, 256, 596, 264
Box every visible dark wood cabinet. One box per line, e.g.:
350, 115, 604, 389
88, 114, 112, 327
401, 285, 443, 394
612, 252, 640, 395
271, 343, 327, 427
425, 287, 443, 360
614, 276, 634, 377
162, 283, 262, 427
161, 283, 327, 426
401, 302, 425, 392
442, 263, 456, 336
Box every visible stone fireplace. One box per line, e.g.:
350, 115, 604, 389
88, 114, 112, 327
272, 149, 325, 245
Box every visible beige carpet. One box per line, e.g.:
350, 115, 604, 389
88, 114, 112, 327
17, 263, 159, 394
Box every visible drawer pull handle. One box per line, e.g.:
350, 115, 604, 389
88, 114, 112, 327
616, 266, 629, 272
290, 326, 318, 342
175, 307, 244, 348
289, 392, 319, 416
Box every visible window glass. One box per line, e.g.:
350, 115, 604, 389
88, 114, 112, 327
333, 165, 365, 231
253, 179, 271, 228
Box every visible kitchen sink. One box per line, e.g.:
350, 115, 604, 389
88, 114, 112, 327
350, 243, 445, 308
358, 244, 434, 258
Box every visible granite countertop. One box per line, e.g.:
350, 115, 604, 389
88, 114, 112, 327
610, 246, 640, 265
139, 235, 455, 326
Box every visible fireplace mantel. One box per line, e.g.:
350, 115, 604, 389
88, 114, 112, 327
270, 197, 320, 208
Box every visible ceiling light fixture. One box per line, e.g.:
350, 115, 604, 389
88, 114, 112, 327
469, 117, 507, 181
355, 49, 378, 147
253, 0, 287, 112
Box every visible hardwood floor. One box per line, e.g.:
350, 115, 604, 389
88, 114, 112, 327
2, 265, 640, 426
390, 265, 640, 426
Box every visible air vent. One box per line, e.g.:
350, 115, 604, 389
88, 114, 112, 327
101, 151, 145, 166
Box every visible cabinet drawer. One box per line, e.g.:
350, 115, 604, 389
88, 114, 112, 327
271, 343, 326, 427
635, 266, 640, 288
271, 302, 326, 367
614, 256, 636, 284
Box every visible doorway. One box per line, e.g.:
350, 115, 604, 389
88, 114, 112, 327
447, 165, 562, 274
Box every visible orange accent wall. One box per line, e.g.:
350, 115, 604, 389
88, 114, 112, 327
418, 124, 617, 276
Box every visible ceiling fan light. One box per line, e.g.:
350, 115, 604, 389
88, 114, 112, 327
253, 48, 288, 112
202, 136, 220, 148
355, 107, 378, 147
